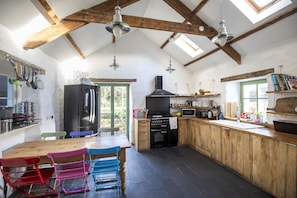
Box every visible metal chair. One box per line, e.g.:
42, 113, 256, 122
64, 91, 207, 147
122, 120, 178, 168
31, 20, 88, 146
69, 130, 94, 138
87, 146, 121, 197
41, 131, 67, 140
98, 127, 120, 136
47, 148, 90, 198
0, 156, 57, 197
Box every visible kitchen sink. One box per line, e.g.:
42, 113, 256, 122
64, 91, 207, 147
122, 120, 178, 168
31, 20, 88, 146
209, 120, 264, 129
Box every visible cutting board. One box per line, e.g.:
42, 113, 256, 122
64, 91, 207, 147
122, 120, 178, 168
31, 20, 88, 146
224, 102, 238, 118
267, 97, 297, 113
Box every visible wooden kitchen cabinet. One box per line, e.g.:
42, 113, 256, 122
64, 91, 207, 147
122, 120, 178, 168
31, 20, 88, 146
276, 141, 297, 198
221, 127, 252, 180
134, 119, 150, 151
178, 118, 188, 145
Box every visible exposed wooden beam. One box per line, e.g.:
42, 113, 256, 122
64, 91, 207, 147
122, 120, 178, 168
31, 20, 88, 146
184, 48, 220, 66
64, 11, 217, 37
23, 20, 85, 49
160, 0, 208, 49
34, 0, 86, 59
164, 0, 241, 65
220, 68, 275, 82
23, 0, 139, 49
90, 78, 137, 83
229, 7, 297, 44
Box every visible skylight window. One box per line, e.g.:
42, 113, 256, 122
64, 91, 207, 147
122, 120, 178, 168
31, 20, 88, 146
173, 34, 203, 58
231, 0, 292, 24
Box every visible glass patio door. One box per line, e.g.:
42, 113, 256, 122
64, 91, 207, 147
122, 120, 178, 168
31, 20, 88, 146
97, 84, 129, 136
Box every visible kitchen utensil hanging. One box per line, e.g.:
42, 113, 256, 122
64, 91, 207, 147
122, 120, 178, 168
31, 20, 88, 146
7, 58, 43, 89
36, 73, 44, 89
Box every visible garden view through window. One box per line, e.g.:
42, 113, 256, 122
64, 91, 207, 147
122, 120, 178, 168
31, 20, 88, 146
240, 79, 268, 123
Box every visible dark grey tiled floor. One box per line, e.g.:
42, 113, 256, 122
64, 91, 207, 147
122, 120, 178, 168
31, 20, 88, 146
8, 146, 274, 198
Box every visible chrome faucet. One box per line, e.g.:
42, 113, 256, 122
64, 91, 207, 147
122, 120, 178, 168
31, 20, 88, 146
237, 104, 241, 124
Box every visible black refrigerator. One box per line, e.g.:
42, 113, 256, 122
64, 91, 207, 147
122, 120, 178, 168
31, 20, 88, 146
64, 84, 98, 137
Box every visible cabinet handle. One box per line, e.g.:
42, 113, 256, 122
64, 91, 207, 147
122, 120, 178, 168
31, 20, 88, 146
281, 141, 296, 147
222, 127, 230, 131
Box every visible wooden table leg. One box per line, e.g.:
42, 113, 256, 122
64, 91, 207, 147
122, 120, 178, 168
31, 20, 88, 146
119, 148, 126, 193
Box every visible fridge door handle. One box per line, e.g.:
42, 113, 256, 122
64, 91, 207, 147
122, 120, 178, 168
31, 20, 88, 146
89, 89, 93, 122
84, 92, 89, 112
90, 89, 95, 123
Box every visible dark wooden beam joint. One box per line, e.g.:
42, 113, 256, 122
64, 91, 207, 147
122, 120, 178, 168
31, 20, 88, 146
220, 68, 275, 82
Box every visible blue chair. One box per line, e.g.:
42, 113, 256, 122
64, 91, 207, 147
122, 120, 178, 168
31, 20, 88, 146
87, 146, 121, 197
69, 130, 94, 138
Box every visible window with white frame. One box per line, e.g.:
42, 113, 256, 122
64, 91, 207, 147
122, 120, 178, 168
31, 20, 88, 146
231, 0, 292, 23
174, 34, 203, 58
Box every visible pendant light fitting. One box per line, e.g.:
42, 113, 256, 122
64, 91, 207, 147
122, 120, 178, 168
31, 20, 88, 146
110, 43, 120, 70
211, 0, 233, 46
105, 0, 130, 38
166, 56, 176, 73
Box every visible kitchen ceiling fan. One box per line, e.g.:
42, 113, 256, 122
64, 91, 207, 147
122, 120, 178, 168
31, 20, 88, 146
212, 0, 234, 46
105, 0, 130, 38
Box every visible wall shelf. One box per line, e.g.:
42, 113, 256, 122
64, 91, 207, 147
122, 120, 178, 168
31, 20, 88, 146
267, 111, 297, 117
173, 93, 220, 98
266, 90, 297, 93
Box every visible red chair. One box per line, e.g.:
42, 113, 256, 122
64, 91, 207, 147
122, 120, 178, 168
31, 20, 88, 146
0, 157, 57, 198
47, 148, 90, 198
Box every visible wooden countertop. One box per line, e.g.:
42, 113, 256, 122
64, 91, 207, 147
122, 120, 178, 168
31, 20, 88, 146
185, 117, 297, 145
133, 117, 297, 144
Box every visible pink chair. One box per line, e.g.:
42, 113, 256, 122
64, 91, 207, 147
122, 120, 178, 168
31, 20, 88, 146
47, 148, 90, 198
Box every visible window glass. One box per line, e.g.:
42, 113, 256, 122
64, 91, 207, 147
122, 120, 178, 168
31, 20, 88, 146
240, 79, 268, 123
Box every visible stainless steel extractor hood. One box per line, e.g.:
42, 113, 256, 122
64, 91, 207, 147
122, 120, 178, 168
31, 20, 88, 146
148, 76, 175, 97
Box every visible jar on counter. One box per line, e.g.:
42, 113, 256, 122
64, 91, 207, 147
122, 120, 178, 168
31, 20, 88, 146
0, 119, 13, 133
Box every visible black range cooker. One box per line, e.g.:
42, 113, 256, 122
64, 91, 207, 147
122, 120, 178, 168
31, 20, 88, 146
150, 115, 178, 148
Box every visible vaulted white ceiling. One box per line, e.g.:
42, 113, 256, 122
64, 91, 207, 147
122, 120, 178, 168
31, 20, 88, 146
0, 0, 296, 71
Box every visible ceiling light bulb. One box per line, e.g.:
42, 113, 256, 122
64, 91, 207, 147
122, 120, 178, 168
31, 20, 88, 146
218, 36, 227, 46
113, 25, 122, 38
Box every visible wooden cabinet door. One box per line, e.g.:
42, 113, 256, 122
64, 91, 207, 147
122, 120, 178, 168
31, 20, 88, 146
222, 128, 252, 180
178, 119, 188, 145
187, 119, 197, 148
276, 141, 297, 198
252, 135, 278, 196
195, 122, 211, 157
209, 125, 222, 162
